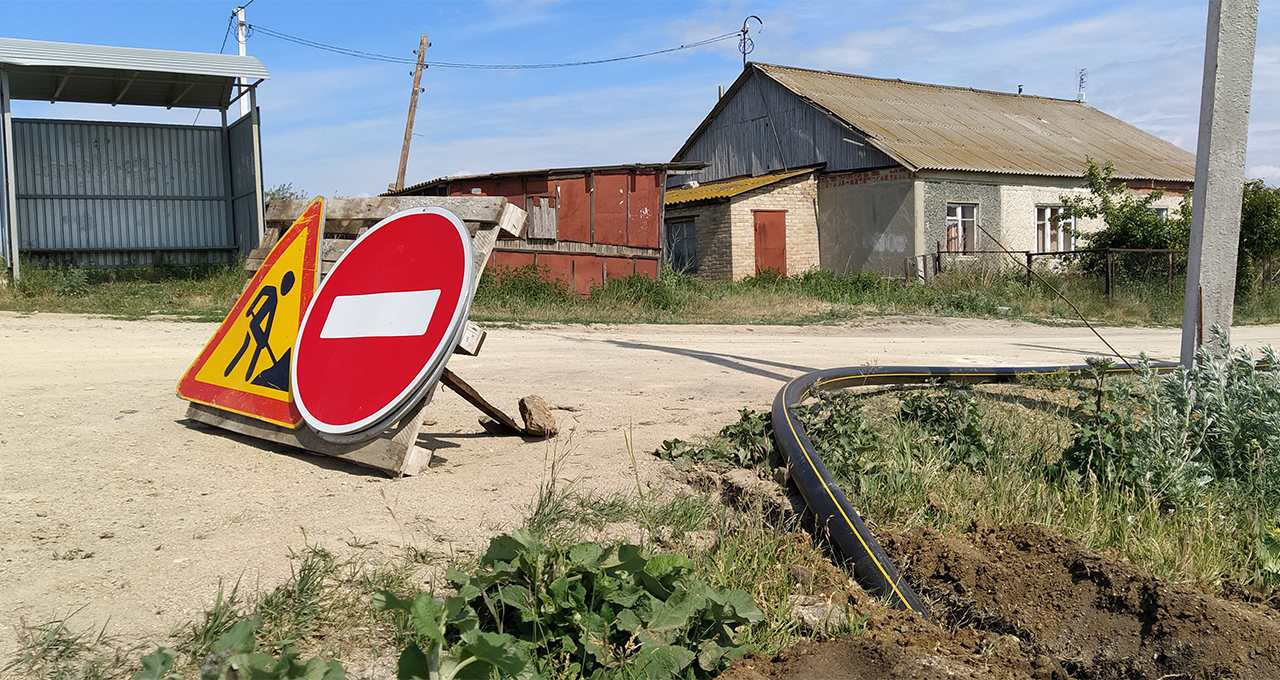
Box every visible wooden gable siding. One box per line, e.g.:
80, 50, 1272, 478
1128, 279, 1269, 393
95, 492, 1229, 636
678, 70, 897, 184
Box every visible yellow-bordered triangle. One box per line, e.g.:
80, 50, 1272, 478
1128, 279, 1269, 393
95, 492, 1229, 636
176, 197, 324, 427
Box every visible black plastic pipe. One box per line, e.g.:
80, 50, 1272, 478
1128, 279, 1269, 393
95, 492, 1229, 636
771, 361, 1188, 622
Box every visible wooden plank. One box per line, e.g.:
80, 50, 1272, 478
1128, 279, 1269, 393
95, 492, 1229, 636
244, 226, 282, 271
185, 401, 434, 476
454, 321, 486, 356
492, 240, 660, 259
496, 201, 526, 238
266, 196, 508, 225
440, 368, 523, 434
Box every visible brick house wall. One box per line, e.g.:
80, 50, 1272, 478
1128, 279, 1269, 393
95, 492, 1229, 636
664, 171, 820, 281
729, 173, 820, 279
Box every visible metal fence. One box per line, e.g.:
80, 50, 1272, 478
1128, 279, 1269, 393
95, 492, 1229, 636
909, 247, 1189, 297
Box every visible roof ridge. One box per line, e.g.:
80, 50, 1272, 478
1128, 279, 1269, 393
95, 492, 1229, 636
751, 62, 1084, 105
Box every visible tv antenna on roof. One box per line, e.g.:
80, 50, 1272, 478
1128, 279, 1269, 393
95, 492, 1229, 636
740, 15, 761, 67
1077, 68, 1088, 103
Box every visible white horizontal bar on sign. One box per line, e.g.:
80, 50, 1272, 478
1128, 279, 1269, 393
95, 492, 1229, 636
320, 290, 441, 339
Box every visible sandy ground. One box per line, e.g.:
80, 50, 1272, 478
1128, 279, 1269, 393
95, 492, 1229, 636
1, 312, 1278, 657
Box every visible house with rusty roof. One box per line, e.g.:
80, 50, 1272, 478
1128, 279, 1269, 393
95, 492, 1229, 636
666, 63, 1196, 280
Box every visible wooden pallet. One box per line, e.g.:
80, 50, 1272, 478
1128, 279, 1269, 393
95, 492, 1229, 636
184, 196, 527, 476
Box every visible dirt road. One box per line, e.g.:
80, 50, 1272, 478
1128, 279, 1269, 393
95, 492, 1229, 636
1, 312, 1277, 655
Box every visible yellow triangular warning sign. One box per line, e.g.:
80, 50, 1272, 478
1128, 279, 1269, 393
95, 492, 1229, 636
177, 198, 324, 427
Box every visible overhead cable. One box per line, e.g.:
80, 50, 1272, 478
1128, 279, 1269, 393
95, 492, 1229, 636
246, 24, 740, 69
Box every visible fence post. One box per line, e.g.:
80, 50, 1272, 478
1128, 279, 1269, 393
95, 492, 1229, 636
1025, 252, 1033, 289
1168, 251, 1174, 294
1105, 250, 1114, 296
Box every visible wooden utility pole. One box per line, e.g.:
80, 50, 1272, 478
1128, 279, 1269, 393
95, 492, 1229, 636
394, 35, 429, 193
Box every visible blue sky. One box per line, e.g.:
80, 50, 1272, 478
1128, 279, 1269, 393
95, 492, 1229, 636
5, 0, 1278, 197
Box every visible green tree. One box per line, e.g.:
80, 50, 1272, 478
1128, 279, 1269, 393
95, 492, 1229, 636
264, 182, 309, 203
1059, 160, 1191, 276
1238, 179, 1280, 293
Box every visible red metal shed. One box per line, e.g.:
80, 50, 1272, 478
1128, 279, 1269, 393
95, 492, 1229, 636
388, 162, 704, 293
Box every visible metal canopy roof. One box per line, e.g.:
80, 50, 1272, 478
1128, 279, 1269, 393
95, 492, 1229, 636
0, 37, 269, 109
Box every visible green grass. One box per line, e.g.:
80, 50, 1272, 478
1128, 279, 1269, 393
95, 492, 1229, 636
470, 262, 1280, 327
4, 258, 1278, 327
0, 262, 249, 321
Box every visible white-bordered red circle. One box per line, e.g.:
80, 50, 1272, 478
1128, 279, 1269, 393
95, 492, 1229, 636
292, 207, 474, 438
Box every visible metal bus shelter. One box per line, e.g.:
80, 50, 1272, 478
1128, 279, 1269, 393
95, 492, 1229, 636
0, 37, 269, 280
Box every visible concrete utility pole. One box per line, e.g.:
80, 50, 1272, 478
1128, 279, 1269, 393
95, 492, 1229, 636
394, 35, 429, 193
1180, 0, 1258, 366
237, 5, 249, 118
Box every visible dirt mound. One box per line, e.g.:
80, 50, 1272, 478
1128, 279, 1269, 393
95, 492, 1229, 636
724, 522, 1280, 680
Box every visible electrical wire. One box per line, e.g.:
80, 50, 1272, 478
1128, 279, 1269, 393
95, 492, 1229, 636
973, 223, 1135, 371
246, 24, 740, 69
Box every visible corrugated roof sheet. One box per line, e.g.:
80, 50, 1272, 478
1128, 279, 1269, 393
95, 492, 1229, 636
749, 64, 1194, 182
389, 161, 706, 196
665, 168, 815, 206
0, 37, 268, 109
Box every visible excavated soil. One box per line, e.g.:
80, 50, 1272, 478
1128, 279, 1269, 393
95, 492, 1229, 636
723, 521, 1280, 680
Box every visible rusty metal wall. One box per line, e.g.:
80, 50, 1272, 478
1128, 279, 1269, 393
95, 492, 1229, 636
13, 118, 239, 267
227, 112, 258, 254
446, 169, 666, 249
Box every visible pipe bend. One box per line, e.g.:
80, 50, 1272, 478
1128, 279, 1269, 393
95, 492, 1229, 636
771, 360, 1182, 622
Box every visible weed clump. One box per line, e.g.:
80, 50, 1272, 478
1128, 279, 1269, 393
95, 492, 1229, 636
378, 530, 763, 680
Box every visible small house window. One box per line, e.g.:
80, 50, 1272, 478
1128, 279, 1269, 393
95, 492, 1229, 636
946, 203, 977, 252
1036, 206, 1074, 253
665, 217, 697, 274
1152, 207, 1169, 220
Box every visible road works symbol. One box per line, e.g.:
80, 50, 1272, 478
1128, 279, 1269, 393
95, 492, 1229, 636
176, 197, 324, 427
292, 207, 474, 440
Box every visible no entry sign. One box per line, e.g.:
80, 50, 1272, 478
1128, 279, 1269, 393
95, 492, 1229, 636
293, 207, 475, 440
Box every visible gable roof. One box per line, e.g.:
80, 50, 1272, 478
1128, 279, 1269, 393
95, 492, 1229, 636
676, 63, 1195, 183
0, 37, 269, 109
665, 167, 816, 206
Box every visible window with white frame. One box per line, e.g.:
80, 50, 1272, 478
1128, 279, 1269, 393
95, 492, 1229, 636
1036, 206, 1074, 253
946, 203, 977, 252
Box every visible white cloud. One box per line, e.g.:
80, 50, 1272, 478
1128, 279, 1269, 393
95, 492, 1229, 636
1247, 165, 1280, 184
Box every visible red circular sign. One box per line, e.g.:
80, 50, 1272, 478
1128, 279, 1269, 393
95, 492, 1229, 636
292, 207, 474, 438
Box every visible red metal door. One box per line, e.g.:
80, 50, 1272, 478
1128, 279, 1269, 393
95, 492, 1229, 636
753, 210, 787, 276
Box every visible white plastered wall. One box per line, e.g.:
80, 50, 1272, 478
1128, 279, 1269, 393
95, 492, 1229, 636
999, 181, 1188, 252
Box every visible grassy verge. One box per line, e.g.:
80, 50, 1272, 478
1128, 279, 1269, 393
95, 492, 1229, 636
0, 262, 248, 321
8, 259, 1279, 326
663, 339, 1280, 595
472, 263, 1280, 327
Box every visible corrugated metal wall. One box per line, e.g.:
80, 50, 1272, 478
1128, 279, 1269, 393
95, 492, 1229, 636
679, 71, 897, 184
13, 118, 247, 267
227, 112, 259, 255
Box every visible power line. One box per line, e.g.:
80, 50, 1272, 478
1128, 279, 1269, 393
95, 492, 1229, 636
246, 24, 740, 69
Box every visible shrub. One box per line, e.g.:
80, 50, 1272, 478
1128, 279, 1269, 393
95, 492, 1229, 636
1055, 332, 1280, 512
899, 383, 990, 470
1059, 160, 1191, 277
